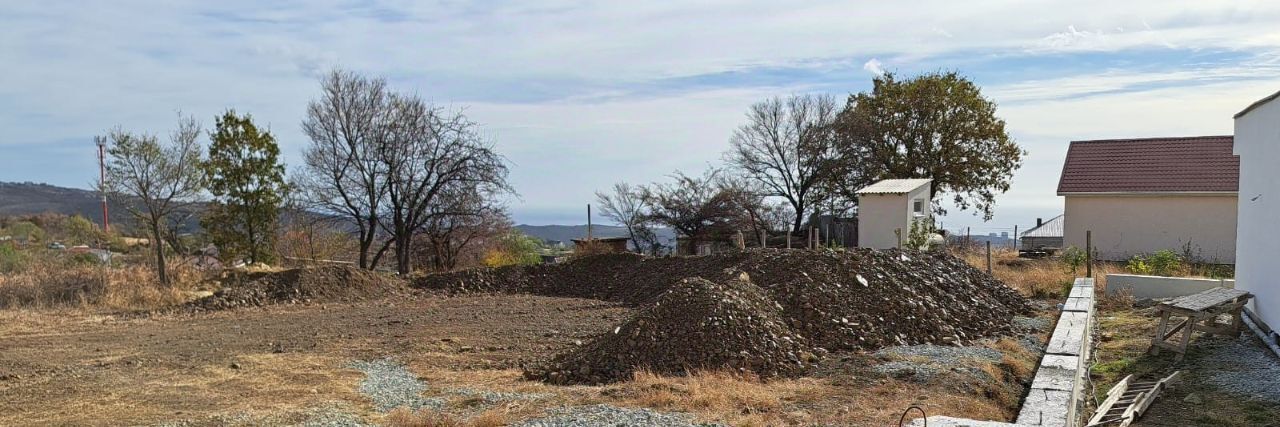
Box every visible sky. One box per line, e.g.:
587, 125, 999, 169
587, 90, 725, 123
3, 1, 1280, 236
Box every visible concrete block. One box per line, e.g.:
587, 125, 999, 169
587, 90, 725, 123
1016, 388, 1072, 426
1030, 366, 1076, 391
1046, 311, 1090, 356
1038, 354, 1079, 370
1062, 296, 1092, 312
1068, 285, 1094, 299
1105, 274, 1234, 299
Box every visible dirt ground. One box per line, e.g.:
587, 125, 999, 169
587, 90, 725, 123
1091, 305, 1280, 427
0, 291, 1050, 426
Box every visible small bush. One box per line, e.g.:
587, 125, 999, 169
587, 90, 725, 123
1126, 255, 1153, 275
1060, 246, 1086, 274
1127, 250, 1185, 277
0, 243, 29, 273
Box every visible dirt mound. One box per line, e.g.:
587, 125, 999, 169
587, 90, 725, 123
192, 266, 403, 310
525, 276, 816, 384
417, 248, 1031, 382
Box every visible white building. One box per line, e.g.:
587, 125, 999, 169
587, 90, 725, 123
1233, 90, 1280, 334
856, 178, 931, 249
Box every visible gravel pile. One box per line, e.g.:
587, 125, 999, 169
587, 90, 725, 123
420, 249, 1030, 384
191, 266, 403, 310
1196, 335, 1280, 401
347, 359, 443, 412
526, 277, 817, 384
874, 344, 1003, 362
513, 404, 718, 427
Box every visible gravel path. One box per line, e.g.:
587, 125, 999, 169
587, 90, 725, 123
1195, 335, 1280, 401
347, 359, 444, 412
513, 404, 718, 427
874, 344, 1002, 362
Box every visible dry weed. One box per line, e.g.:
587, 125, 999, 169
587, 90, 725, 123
0, 258, 202, 310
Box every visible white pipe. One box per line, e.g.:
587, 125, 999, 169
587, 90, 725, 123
1243, 310, 1280, 359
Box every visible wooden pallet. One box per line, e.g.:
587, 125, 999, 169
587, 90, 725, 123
1086, 371, 1180, 427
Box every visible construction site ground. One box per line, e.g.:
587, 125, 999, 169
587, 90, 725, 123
0, 290, 1053, 426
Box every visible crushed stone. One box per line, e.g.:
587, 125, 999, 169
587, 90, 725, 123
1195, 335, 1280, 401
347, 359, 443, 412
512, 404, 720, 427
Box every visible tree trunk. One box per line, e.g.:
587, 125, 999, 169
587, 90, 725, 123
151, 222, 168, 285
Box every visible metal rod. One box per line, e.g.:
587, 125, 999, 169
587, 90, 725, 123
1086, 230, 1093, 278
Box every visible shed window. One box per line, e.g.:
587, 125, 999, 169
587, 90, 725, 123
912, 199, 925, 216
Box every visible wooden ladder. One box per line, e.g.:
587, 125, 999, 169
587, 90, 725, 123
1086, 371, 1180, 427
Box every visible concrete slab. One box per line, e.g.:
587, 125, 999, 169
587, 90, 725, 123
1106, 274, 1234, 299
907, 416, 1027, 427
1068, 285, 1094, 299
1038, 354, 1079, 370
1030, 366, 1076, 391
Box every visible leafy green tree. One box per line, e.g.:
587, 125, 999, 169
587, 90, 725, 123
202, 110, 288, 265
835, 71, 1025, 220
483, 230, 543, 267
64, 215, 101, 245
6, 221, 45, 244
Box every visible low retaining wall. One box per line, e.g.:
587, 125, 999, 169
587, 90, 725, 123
913, 278, 1096, 427
1105, 274, 1234, 299
1015, 277, 1094, 427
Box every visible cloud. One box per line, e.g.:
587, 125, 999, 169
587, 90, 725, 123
4, 0, 1280, 229
862, 58, 885, 76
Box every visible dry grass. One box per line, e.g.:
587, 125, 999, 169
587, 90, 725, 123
382, 408, 510, 427
956, 247, 1126, 299
0, 258, 202, 311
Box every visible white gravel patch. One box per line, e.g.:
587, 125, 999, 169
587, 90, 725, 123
348, 359, 444, 412
513, 404, 719, 427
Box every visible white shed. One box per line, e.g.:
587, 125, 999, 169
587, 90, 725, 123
1233, 90, 1280, 334
856, 178, 932, 249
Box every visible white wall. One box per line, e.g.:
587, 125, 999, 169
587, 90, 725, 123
858, 183, 930, 249
1235, 96, 1280, 331
1062, 194, 1237, 263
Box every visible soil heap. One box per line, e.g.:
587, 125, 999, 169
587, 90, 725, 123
526, 276, 815, 384
416, 248, 1032, 383
192, 265, 402, 310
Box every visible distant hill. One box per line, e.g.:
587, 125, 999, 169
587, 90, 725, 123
0, 181, 130, 225
515, 224, 678, 247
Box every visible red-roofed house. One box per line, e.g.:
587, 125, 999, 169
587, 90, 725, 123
1057, 136, 1239, 263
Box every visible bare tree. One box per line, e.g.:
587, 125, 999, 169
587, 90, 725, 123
642, 169, 738, 247
415, 193, 510, 271
594, 182, 653, 253
716, 174, 793, 241
377, 94, 511, 274
299, 69, 393, 270
725, 94, 841, 232
101, 114, 205, 284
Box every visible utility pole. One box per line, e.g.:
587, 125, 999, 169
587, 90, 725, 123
96, 138, 109, 232
586, 204, 592, 241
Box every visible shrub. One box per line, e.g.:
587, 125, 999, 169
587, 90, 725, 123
1126, 255, 1153, 275
1127, 250, 1184, 277
0, 243, 29, 273
483, 231, 543, 267
1060, 246, 1086, 274
906, 216, 937, 251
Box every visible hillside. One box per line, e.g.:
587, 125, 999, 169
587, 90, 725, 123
0, 181, 129, 225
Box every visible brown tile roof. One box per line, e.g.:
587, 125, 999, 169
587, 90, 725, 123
1057, 136, 1239, 194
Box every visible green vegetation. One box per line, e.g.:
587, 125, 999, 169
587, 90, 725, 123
484, 231, 543, 267
1060, 246, 1086, 274
202, 110, 288, 265
905, 216, 936, 251
0, 243, 29, 273
1126, 249, 1185, 276
4, 221, 45, 244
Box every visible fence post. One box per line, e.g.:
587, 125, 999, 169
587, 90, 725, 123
786, 231, 792, 249
759, 230, 766, 248
1086, 230, 1093, 278
895, 228, 902, 249
986, 241, 993, 274
1012, 225, 1018, 250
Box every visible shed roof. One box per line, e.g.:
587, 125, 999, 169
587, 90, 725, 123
1021, 214, 1064, 238
856, 178, 932, 195
1235, 89, 1280, 119
1057, 136, 1238, 194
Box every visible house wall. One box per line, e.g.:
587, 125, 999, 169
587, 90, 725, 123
1022, 236, 1063, 250
1235, 96, 1280, 331
1062, 194, 1237, 263
858, 184, 930, 249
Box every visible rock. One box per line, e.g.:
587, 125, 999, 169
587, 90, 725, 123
1183, 393, 1203, 404
229, 362, 241, 370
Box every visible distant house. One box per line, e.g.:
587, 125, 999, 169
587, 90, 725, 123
856, 178, 932, 249
1233, 90, 1280, 334
1058, 136, 1239, 263
1020, 215, 1064, 253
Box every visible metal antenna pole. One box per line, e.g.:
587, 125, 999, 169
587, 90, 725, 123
97, 139, 109, 232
